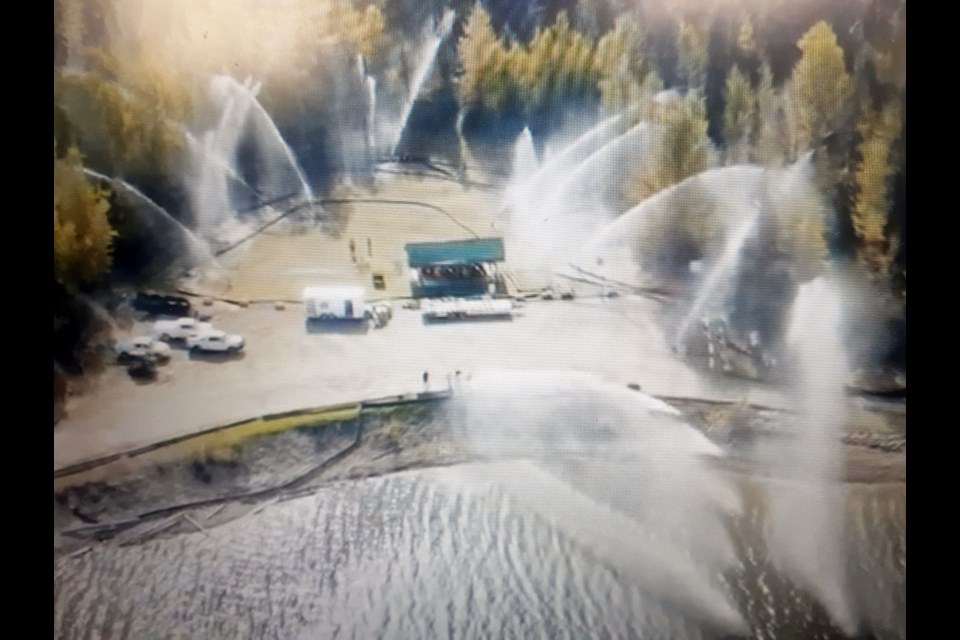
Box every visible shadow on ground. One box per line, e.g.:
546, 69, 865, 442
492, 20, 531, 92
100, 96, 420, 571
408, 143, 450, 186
305, 319, 371, 335
421, 315, 514, 325
187, 350, 248, 363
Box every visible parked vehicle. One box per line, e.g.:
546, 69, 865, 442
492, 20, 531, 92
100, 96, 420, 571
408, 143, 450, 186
186, 330, 245, 353
153, 317, 213, 342
127, 357, 158, 380
114, 336, 172, 364
303, 286, 367, 321
538, 286, 576, 301
366, 302, 393, 328
133, 292, 192, 317
421, 296, 513, 321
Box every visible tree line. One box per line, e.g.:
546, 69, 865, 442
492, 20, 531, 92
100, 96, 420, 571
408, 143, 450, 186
456, 0, 905, 284
52, 0, 906, 376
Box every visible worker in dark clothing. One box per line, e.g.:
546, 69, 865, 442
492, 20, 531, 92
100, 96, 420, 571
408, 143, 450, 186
422, 371, 429, 391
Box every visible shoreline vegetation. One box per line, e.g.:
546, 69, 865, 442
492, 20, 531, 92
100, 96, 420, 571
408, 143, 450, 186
54, 392, 905, 560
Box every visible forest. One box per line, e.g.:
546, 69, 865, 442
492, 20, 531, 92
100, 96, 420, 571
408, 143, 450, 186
53, 0, 906, 375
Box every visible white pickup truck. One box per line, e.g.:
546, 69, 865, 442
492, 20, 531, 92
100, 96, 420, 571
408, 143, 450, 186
153, 317, 213, 342
186, 330, 245, 353
114, 336, 172, 363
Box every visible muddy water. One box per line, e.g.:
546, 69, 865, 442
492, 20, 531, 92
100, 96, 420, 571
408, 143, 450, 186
53, 465, 904, 639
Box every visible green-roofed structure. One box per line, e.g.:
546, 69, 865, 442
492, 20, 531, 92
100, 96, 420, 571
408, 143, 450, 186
405, 238, 506, 298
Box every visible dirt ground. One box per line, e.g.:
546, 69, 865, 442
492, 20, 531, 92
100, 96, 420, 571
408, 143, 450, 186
195, 174, 506, 302
54, 173, 905, 475
56, 294, 781, 470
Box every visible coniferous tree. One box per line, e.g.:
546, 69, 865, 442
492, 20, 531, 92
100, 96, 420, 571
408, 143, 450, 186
722, 65, 753, 164
53, 147, 116, 291
851, 101, 901, 274
596, 16, 660, 115
676, 19, 708, 94
631, 95, 711, 203
790, 21, 852, 150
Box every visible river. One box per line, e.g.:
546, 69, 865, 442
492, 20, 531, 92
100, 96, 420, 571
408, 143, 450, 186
54, 462, 904, 639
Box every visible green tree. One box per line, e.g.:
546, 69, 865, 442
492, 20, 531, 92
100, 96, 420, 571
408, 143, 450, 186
750, 63, 797, 167
334, 3, 387, 62
851, 102, 901, 274
631, 95, 711, 203
57, 0, 85, 69
596, 16, 659, 114
877, 5, 906, 91
735, 11, 758, 57
730, 10, 761, 82
53, 148, 115, 290
767, 169, 829, 279
54, 57, 192, 179
597, 16, 648, 80
676, 20, 708, 94
519, 12, 600, 117
722, 65, 753, 164
790, 21, 852, 150
458, 9, 604, 126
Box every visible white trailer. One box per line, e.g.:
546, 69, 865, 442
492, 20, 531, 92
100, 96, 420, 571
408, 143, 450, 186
422, 297, 513, 321
303, 286, 368, 321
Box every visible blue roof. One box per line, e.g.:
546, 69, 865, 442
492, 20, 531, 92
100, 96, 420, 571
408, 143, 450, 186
405, 238, 505, 267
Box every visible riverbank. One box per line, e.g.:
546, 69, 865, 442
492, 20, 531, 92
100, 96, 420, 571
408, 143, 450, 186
55, 392, 905, 562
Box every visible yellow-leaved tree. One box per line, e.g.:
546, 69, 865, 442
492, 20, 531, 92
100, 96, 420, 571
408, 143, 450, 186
852, 102, 902, 274
790, 21, 852, 151
519, 12, 600, 117
458, 7, 601, 120
54, 58, 192, 180
457, 4, 514, 111
53, 147, 115, 290
631, 95, 711, 204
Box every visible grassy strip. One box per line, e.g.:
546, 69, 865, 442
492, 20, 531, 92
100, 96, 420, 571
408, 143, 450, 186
186, 406, 360, 463
55, 403, 361, 479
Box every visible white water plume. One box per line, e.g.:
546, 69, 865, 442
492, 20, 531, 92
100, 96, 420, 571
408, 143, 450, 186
503, 120, 654, 287
762, 277, 857, 634
186, 75, 313, 241
445, 370, 747, 634
389, 9, 456, 156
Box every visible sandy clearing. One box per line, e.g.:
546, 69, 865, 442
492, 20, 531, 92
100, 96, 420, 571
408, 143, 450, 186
54, 295, 792, 470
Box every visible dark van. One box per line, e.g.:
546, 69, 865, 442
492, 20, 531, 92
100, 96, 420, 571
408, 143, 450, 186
132, 292, 192, 317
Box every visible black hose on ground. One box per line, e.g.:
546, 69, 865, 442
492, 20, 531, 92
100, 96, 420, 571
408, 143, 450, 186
62, 419, 364, 541
214, 198, 480, 259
